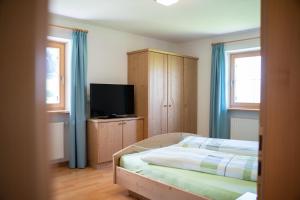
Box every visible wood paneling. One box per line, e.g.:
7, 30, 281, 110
260, 0, 300, 199
123, 119, 144, 147
148, 52, 168, 137
167, 55, 184, 133
183, 58, 198, 133
128, 53, 148, 138
99, 122, 123, 163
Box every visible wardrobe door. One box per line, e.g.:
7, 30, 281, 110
128, 52, 148, 138
167, 55, 184, 133
183, 58, 198, 133
148, 52, 168, 137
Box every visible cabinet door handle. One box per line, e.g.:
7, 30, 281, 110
123, 122, 126, 125
168, 105, 171, 107
163, 105, 167, 107
118, 122, 122, 125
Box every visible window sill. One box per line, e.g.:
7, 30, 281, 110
228, 107, 260, 112
47, 110, 70, 114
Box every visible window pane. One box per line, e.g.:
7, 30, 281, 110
234, 56, 261, 103
46, 47, 60, 104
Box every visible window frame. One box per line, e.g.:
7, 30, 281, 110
46, 40, 66, 111
229, 50, 261, 110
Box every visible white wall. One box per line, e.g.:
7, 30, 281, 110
49, 14, 260, 141
49, 14, 179, 90
177, 29, 260, 139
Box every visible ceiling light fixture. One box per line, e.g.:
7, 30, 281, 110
155, 0, 179, 6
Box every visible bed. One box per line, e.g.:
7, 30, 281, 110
113, 133, 257, 200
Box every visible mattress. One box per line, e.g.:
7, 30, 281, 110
120, 151, 257, 200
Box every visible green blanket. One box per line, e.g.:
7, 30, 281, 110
120, 151, 256, 200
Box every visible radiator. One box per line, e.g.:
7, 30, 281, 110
49, 122, 64, 160
230, 118, 259, 141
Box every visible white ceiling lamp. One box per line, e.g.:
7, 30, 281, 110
155, 0, 179, 6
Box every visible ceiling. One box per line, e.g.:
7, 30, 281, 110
49, 0, 260, 43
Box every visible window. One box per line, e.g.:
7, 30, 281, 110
230, 51, 261, 109
46, 41, 65, 110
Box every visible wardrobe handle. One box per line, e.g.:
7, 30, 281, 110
163, 105, 167, 107
168, 105, 171, 107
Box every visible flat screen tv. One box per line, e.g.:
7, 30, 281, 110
90, 84, 135, 118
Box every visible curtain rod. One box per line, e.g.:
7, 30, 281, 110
49, 24, 88, 33
212, 36, 260, 45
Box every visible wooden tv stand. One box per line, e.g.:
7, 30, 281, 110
87, 117, 144, 169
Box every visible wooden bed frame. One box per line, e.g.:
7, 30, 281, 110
113, 133, 210, 200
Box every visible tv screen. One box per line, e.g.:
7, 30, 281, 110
90, 84, 134, 118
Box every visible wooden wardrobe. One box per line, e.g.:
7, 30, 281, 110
128, 49, 198, 138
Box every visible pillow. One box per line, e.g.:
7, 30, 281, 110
176, 136, 259, 156
176, 136, 208, 148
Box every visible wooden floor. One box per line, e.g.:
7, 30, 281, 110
51, 165, 134, 200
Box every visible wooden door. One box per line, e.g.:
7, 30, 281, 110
260, 0, 300, 199
183, 58, 198, 133
98, 121, 123, 163
0, 0, 49, 199
167, 55, 184, 133
148, 52, 168, 137
123, 119, 144, 147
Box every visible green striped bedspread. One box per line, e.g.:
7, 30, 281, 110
141, 146, 258, 182
120, 151, 257, 200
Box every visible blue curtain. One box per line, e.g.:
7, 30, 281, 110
209, 43, 230, 139
69, 31, 88, 168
